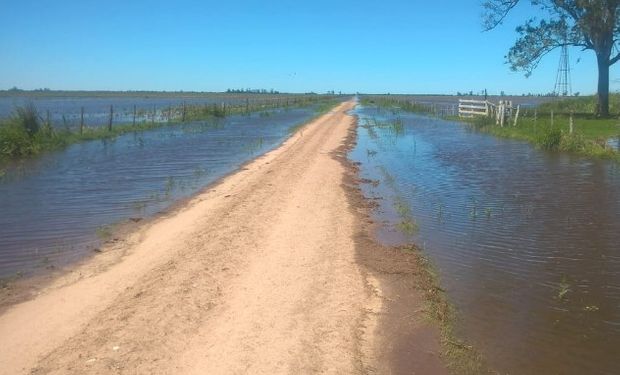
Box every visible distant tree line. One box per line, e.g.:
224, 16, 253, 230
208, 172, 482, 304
226, 88, 281, 94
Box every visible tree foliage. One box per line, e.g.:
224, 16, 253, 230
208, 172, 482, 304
483, 1, 620, 116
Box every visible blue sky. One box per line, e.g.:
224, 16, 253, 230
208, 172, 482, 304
1, 0, 618, 94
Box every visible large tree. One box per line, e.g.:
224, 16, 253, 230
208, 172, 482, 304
483, 0, 620, 117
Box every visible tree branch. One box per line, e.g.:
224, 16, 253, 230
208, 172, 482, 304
507, 18, 579, 75
482, 0, 521, 31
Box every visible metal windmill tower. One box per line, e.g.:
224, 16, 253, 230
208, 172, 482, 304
554, 44, 572, 96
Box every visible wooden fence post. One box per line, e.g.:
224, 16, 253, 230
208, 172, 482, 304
569, 112, 574, 134
551, 110, 554, 127
133, 105, 136, 127
108, 105, 113, 132
496, 101, 501, 125
80, 106, 84, 135
513, 105, 520, 127
500, 103, 505, 127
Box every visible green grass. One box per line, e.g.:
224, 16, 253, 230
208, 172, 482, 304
461, 113, 620, 161
455, 96, 620, 161
0, 114, 180, 161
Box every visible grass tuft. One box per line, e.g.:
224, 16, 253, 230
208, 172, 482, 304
402, 245, 491, 374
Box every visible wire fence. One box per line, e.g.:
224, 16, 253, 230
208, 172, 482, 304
0, 94, 342, 132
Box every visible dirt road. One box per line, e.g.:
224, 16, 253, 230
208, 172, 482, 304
0, 101, 445, 374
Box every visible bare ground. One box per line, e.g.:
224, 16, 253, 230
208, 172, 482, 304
0, 101, 446, 374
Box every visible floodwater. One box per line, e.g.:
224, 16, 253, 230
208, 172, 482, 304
0, 95, 270, 127
382, 94, 553, 108
350, 105, 620, 375
0, 107, 318, 278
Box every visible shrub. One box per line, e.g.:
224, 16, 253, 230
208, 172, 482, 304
0, 122, 36, 157
13, 103, 40, 135
538, 127, 563, 150
560, 133, 587, 152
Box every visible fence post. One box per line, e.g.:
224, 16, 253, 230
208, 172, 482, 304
182, 101, 186, 122
513, 105, 520, 127
46, 110, 51, 132
80, 106, 84, 135
551, 110, 554, 127
133, 105, 136, 127
496, 101, 501, 125
108, 105, 113, 132
569, 112, 574, 134
499, 103, 503, 127
152, 105, 156, 125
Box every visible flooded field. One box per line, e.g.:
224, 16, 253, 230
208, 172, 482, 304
0, 93, 318, 128
0, 107, 319, 278
386, 94, 554, 107
363, 94, 554, 112
350, 105, 620, 374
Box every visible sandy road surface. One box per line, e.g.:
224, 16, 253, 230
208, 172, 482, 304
0, 100, 445, 375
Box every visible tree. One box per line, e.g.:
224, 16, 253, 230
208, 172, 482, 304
483, 0, 620, 117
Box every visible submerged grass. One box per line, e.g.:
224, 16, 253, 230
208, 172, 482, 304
393, 196, 419, 236
401, 244, 491, 374
369, 125, 489, 372
387, 192, 486, 372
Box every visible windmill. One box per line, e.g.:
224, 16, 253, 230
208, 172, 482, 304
554, 44, 572, 96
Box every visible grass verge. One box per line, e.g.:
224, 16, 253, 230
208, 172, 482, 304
459, 114, 620, 161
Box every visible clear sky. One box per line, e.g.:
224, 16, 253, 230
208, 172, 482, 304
1, 0, 618, 95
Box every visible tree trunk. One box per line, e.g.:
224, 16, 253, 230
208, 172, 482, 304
596, 52, 610, 117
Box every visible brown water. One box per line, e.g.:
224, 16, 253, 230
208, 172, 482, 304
350, 105, 620, 375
